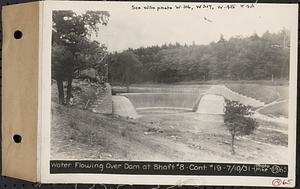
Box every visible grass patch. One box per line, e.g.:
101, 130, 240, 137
248, 128, 288, 147
258, 101, 289, 118
226, 84, 289, 103
241, 119, 288, 147
51, 102, 140, 159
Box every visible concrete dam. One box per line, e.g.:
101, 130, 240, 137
111, 86, 229, 119
111, 85, 265, 119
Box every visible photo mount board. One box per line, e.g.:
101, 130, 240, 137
1, 1, 298, 187
2, 2, 40, 182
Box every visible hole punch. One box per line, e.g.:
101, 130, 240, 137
13, 30, 23, 39
13, 134, 22, 143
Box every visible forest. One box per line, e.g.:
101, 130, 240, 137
107, 30, 290, 84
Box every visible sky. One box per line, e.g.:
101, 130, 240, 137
86, 3, 296, 52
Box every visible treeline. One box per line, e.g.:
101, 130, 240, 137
108, 30, 290, 84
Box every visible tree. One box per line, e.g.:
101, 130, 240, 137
109, 51, 142, 91
52, 10, 109, 105
224, 100, 258, 154
52, 43, 74, 104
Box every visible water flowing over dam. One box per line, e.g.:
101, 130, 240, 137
111, 85, 263, 118
120, 93, 199, 110
112, 89, 200, 118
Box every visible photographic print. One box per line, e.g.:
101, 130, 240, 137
40, 1, 298, 186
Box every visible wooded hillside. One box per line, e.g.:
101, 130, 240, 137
108, 30, 290, 84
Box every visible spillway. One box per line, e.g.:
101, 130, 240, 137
120, 93, 198, 110
196, 94, 225, 115
112, 96, 140, 119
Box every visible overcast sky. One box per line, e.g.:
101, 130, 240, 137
88, 3, 296, 52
